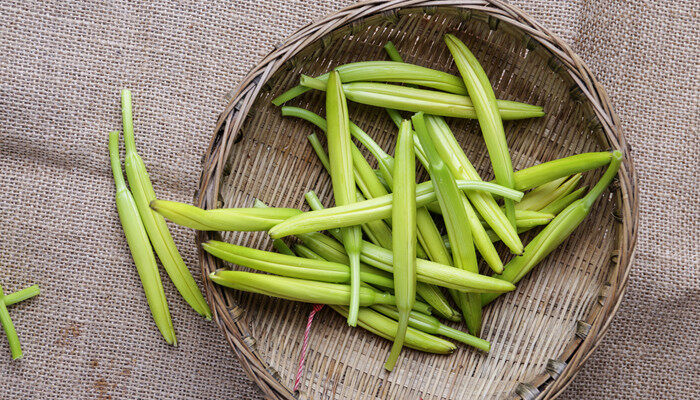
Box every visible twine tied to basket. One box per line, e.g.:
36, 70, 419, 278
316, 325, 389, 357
293, 304, 325, 392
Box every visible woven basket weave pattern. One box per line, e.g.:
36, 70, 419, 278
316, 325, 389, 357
196, 2, 637, 399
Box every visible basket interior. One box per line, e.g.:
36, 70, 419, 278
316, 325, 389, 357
214, 9, 617, 400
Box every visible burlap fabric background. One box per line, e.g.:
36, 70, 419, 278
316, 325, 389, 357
0, 1, 696, 398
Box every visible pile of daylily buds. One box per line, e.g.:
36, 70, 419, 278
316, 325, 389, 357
114, 35, 621, 371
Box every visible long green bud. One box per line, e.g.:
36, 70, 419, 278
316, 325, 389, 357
384, 120, 417, 371
481, 209, 555, 229
326, 71, 363, 326
300, 77, 544, 120
516, 174, 582, 211
445, 34, 518, 230
210, 271, 395, 307
120, 90, 211, 320
513, 152, 612, 191
292, 244, 325, 260
272, 239, 295, 256
372, 305, 490, 352
268, 180, 522, 238
2, 285, 40, 307
540, 186, 588, 215
202, 240, 394, 290
150, 199, 301, 231
482, 151, 623, 305
272, 61, 468, 105
330, 305, 456, 354
422, 115, 523, 254
369, 56, 469, 316
426, 203, 554, 228
386, 112, 504, 273
305, 192, 456, 321
109, 131, 176, 345
297, 234, 515, 293
520, 176, 569, 202
413, 112, 482, 336
0, 283, 22, 359
416, 283, 461, 322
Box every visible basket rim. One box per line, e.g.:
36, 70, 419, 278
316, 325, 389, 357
195, 1, 639, 399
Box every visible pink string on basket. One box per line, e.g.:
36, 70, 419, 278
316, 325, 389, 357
293, 303, 325, 392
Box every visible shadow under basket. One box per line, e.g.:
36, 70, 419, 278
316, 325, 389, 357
195, 1, 638, 399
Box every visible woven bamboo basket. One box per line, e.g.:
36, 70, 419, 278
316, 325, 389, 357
195, 1, 638, 398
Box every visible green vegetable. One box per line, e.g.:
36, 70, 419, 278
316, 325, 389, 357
297, 233, 516, 294
372, 305, 489, 352
482, 151, 622, 305
326, 71, 363, 326
150, 199, 301, 231
421, 115, 523, 254
519, 176, 569, 202
479, 209, 554, 229
120, 90, 211, 320
445, 34, 518, 230
426, 202, 554, 227
540, 186, 588, 215
292, 244, 326, 261
418, 137, 503, 273
272, 239, 295, 256
384, 119, 417, 371
109, 131, 176, 345
386, 107, 504, 273
516, 174, 582, 211
202, 240, 394, 290
2, 285, 40, 307
383, 41, 405, 64
272, 61, 469, 106
415, 283, 461, 322
330, 305, 456, 354
0, 283, 22, 359
304, 191, 457, 322
379, 46, 470, 320
442, 189, 584, 246
267, 179, 522, 238
413, 112, 482, 335
511, 211, 554, 228
210, 271, 408, 309
512, 152, 612, 191
300, 76, 544, 120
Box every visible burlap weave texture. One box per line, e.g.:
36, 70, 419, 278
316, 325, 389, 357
0, 1, 697, 399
